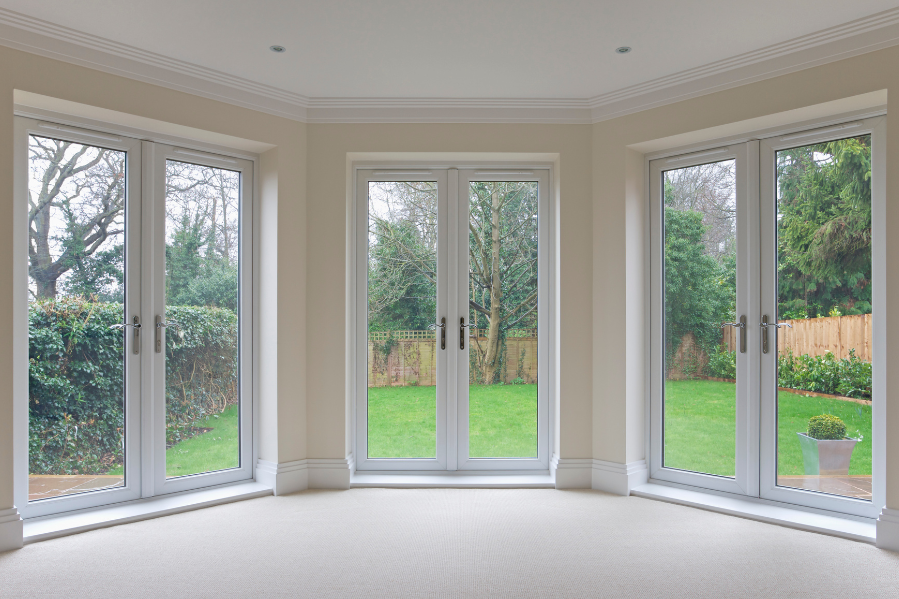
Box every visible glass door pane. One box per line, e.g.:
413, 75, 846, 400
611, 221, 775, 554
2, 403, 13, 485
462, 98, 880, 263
163, 160, 241, 478
366, 181, 439, 458
467, 181, 538, 458
26, 135, 129, 501
774, 135, 873, 500
662, 159, 738, 477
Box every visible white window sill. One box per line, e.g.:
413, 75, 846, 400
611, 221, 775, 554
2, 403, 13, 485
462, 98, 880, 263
351, 472, 555, 488
632, 482, 876, 544
24, 481, 272, 544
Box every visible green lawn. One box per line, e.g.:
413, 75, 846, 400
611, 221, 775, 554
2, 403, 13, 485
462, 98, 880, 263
368, 384, 537, 458
107, 404, 239, 478
664, 380, 872, 477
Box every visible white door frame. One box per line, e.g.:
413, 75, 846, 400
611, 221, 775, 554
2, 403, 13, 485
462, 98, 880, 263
14, 115, 257, 518
648, 114, 885, 519
456, 169, 550, 471
648, 143, 758, 496
14, 117, 143, 518
354, 169, 449, 471
353, 165, 553, 472
147, 143, 255, 496
758, 116, 886, 518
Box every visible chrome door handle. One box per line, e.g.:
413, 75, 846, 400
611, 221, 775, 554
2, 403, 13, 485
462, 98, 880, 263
109, 316, 141, 355
760, 315, 792, 354
721, 315, 746, 353
460, 317, 471, 350
155, 315, 180, 353
428, 318, 446, 350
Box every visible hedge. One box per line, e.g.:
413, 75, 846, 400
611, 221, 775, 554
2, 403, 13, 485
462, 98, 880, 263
29, 298, 238, 475
704, 346, 871, 400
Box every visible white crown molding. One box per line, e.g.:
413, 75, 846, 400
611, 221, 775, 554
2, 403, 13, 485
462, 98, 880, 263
0, 7, 898, 124
588, 7, 899, 123
0, 8, 310, 121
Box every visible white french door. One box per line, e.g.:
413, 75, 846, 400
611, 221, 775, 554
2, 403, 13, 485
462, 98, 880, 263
146, 143, 254, 496
650, 116, 884, 518
15, 117, 254, 518
355, 167, 550, 472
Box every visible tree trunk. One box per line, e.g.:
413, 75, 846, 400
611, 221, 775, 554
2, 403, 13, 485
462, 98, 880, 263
31, 199, 57, 299
482, 185, 503, 383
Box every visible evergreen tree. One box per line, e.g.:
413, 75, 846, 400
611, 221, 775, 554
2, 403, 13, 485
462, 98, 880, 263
777, 136, 872, 318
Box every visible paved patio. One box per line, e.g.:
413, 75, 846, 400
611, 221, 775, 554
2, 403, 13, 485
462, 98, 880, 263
777, 475, 872, 500
28, 475, 124, 502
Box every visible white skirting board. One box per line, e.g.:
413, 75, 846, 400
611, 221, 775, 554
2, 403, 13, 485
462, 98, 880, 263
0, 507, 23, 552
308, 455, 354, 490
256, 459, 309, 495
592, 459, 649, 495
257, 455, 355, 493
551, 455, 593, 489
876, 507, 899, 551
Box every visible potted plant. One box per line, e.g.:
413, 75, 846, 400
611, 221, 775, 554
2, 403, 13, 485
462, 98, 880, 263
797, 414, 859, 476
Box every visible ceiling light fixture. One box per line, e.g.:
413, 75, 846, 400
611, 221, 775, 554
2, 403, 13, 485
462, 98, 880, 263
615, 46, 631, 54
270, 45, 286, 53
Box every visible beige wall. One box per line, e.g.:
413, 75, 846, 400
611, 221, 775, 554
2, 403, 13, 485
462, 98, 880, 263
305, 124, 594, 460
0, 45, 308, 512
592, 45, 899, 508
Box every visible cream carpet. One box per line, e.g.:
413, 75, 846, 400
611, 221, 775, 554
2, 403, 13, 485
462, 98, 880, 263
1, 489, 898, 598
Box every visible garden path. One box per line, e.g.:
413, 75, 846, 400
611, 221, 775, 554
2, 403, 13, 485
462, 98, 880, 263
28, 475, 123, 501
776, 475, 871, 500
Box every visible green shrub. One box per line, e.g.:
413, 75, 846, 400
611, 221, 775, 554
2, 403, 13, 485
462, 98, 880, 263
777, 348, 871, 400
704, 347, 871, 400
807, 414, 847, 440
29, 298, 238, 475
705, 345, 736, 379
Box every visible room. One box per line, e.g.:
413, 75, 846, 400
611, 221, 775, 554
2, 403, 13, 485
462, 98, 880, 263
1, 1, 899, 596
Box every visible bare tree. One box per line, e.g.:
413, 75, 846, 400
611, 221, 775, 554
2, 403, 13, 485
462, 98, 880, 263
664, 160, 736, 261
366, 180, 538, 384
468, 182, 537, 383
27, 136, 126, 299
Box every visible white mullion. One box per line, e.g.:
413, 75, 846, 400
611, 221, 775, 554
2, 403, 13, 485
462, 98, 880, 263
354, 170, 370, 469
151, 144, 168, 489
140, 140, 157, 498
455, 170, 470, 469
446, 169, 458, 471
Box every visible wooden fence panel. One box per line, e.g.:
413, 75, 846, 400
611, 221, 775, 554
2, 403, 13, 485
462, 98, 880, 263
367, 333, 538, 387
756, 314, 870, 360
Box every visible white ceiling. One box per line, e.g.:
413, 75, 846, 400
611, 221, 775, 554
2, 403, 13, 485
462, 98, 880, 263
1, 0, 897, 101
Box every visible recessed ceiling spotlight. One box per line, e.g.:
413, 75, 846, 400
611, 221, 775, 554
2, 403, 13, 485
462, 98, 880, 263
615, 46, 631, 54
270, 45, 286, 53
